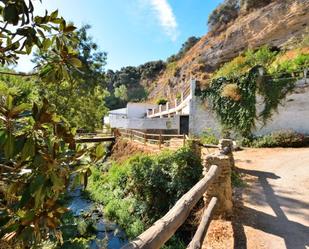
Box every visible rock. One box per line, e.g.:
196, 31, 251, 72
147, 0, 309, 99
94, 221, 106, 232
105, 223, 118, 232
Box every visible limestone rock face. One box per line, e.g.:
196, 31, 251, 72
148, 0, 309, 100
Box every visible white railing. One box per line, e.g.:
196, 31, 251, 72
147, 80, 196, 118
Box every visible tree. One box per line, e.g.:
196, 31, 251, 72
208, 0, 240, 33
0, 1, 103, 247
114, 84, 128, 101
34, 25, 108, 130
240, 0, 272, 12
167, 37, 200, 63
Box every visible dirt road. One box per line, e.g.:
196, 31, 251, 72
204, 148, 309, 249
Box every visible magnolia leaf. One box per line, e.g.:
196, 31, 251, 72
0, 130, 7, 147
63, 24, 76, 33
68, 57, 82, 68
6, 95, 13, 110
21, 138, 35, 161
95, 143, 105, 159
4, 133, 15, 159
10, 103, 31, 118
18, 187, 31, 209
3, 5, 19, 25
50, 172, 65, 193
34, 185, 44, 209
50, 9, 58, 19
29, 175, 45, 193
42, 38, 52, 51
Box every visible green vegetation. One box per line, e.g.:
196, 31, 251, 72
105, 61, 165, 109
87, 147, 202, 247
231, 171, 246, 188
208, 0, 239, 33
241, 130, 309, 148
200, 46, 309, 137
165, 61, 180, 78
34, 25, 108, 130
0, 1, 105, 247
199, 128, 219, 145
167, 36, 200, 63
208, 0, 273, 32
156, 98, 168, 105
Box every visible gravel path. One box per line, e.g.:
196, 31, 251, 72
233, 148, 309, 249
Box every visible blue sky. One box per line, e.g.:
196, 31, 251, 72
16, 0, 222, 72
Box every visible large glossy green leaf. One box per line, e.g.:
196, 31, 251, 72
68, 57, 82, 68
10, 103, 31, 118
4, 133, 15, 159
3, 4, 19, 25
21, 138, 35, 161
95, 143, 105, 159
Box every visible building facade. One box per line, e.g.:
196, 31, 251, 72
106, 78, 309, 136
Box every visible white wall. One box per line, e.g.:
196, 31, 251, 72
190, 81, 309, 137
127, 103, 157, 118
256, 83, 309, 135
189, 96, 221, 136
109, 115, 180, 130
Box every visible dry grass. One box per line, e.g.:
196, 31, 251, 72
221, 84, 241, 101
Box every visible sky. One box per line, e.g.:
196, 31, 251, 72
15, 0, 223, 72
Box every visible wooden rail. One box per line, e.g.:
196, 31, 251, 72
118, 129, 186, 149
75, 131, 114, 143
122, 165, 220, 249
187, 197, 218, 249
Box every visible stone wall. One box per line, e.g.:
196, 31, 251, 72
203, 140, 233, 218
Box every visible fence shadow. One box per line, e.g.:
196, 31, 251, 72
232, 167, 309, 249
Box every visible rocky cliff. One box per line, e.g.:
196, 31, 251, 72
147, 0, 309, 100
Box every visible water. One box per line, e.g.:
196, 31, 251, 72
68, 188, 128, 249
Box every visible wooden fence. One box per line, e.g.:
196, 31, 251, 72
118, 129, 187, 149
75, 130, 115, 143
122, 165, 220, 249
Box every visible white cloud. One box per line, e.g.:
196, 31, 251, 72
148, 0, 179, 41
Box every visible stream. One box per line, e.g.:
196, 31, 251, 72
68, 187, 128, 249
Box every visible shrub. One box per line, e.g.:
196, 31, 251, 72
270, 53, 309, 73
245, 46, 278, 67
240, 0, 272, 12
87, 147, 202, 246
231, 171, 246, 187
208, 0, 240, 33
156, 98, 168, 105
221, 83, 241, 101
245, 130, 308, 148
167, 36, 200, 63
200, 128, 219, 145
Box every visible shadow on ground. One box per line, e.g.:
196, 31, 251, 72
231, 167, 309, 249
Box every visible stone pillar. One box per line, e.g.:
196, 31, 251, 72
203, 153, 233, 218
219, 139, 235, 169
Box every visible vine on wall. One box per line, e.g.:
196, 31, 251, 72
199, 46, 309, 137
199, 65, 306, 137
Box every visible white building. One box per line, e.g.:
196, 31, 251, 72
106, 78, 309, 136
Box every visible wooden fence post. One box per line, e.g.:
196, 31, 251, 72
183, 134, 186, 147
130, 130, 133, 141
159, 132, 162, 149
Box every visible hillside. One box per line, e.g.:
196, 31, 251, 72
147, 0, 309, 101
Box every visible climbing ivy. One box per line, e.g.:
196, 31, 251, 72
199, 46, 309, 138
200, 66, 297, 137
